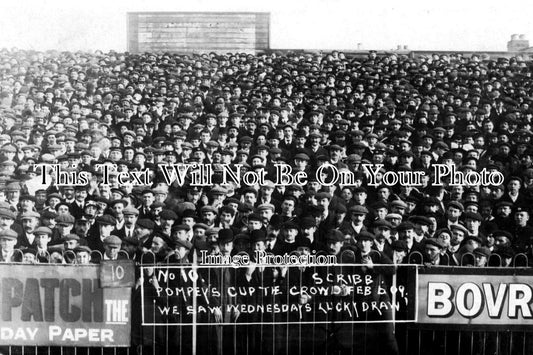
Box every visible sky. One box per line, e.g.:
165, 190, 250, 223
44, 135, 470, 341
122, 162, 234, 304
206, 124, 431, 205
1, 0, 532, 52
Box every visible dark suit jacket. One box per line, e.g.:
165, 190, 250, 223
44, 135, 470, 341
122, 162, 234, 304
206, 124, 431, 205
69, 201, 85, 220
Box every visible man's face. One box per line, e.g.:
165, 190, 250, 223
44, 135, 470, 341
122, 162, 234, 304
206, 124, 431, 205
63, 187, 74, 199
104, 245, 120, 259
202, 211, 216, 224
75, 220, 91, 235
377, 188, 390, 200
258, 208, 273, 221
155, 192, 167, 204
303, 226, 316, 238
437, 232, 451, 249
7, 190, 20, 201
182, 217, 196, 228
124, 214, 138, 227
497, 206, 512, 218
464, 218, 481, 232
475, 254, 487, 267
113, 203, 125, 216
99, 224, 114, 236
360, 239, 373, 253
400, 228, 415, 242
248, 220, 262, 231
514, 211, 529, 226
22, 217, 39, 233
0, 237, 16, 251
281, 200, 295, 215
284, 228, 298, 242
494, 236, 509, 249
374, 226, 391, 240
57, 222, 74, 235
35, 234, 51, 248
187, 191, 201, 203
354, 192, 367, 204
150, 237, 167, 254
351, 212, 366, 224
64, 239, 79, 250
425, 245, 440, 262
447, 207, 461, 221
451, 230, 465, 245
174, 246, 189, 259
142, 193, 154, 206
219, 241, 233, 256
489, 187, 504, 200
327, 241, 343, 255
76, 252, 91, 264
161, 218, 175, 229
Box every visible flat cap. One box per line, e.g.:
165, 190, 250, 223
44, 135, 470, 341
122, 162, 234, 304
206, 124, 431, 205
358, 231, 375, 241
0, 208, 16, 220
210, 185, 228, 195
5, 182, 21, 191
409, 215, 432, 226
390, 200, 408, 209
136, 219, 155, 229
282, 220, 299, 230
123, 236, 140, 247
257, 203, 275, 212
160, 209, 178, 220
96, 214, 117, 226
63, 234, 79, 242
200, 205, 217, 214
34, 226, 52, 235
56, 214, 76, 225
350, 205, 369, 215
373, 219, 393, 230
385, 213, 403, 220
174, 238, 193, 250
103, 235, 122, 248
396, 222, 415, 232
447, 201, 464, 212
193, 223, 209, 230
173, 224, 191, 232
449, 223, 469, 235
123, 206, 140, 216
326, 229, 344, 243
463, 211, 483, 222
492, 230, 513, 240
294, 153, 310, 161
424, 238, 445, 249
391, 240, 408, 252
0, 229, 17, 240
74, 245, 92, 254
20, 211, 40, 219
473, 246, 491, 258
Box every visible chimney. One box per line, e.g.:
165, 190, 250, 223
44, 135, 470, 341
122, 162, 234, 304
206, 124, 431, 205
508, 34, 530, 52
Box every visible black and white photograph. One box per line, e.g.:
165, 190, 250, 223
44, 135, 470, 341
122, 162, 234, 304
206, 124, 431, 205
1, 1, 533, 354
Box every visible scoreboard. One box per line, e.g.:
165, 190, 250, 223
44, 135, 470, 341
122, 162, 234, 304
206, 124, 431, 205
127, 12, 270, 53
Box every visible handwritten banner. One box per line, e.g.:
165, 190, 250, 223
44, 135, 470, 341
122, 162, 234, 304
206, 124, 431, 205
141, 264, 417, 325
0, 263, 133, 346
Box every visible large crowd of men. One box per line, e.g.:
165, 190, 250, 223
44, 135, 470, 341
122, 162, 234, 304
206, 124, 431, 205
0, 49, 531, 267
0, 48, 533, 353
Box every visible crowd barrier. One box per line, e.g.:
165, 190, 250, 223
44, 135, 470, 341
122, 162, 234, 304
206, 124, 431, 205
1, 249, 532, 355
